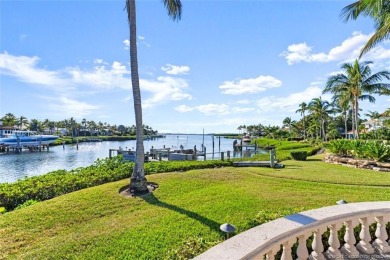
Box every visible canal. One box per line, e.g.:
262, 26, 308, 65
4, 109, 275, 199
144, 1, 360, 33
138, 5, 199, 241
0, 135, 238, 183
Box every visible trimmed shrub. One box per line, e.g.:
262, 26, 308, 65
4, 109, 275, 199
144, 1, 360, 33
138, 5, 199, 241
290, 151, 308, 161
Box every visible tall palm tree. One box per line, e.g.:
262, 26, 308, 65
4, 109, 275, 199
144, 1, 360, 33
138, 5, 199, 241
282, 117, 293, 134
332, 94, 351, 138
82, 118, 87, 137
324, 59, 390, 139
295, 102, 308, 139
341, 0, 390, 57
364, 110, 381, 119
126, 0, 182, 193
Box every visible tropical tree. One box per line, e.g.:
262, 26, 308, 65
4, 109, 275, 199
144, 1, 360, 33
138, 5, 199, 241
282, 117, 294, 134
82, 118, 87, 137
341, 0, 390, 57
16, 116, 29, 130
125, 0, 182, 193
324, 60, 390, 139
1, 113, 17, 127
295, 102, 308, 139
365, 110, 381, 119
308, 97, 334, 141
29, 119, 43, 132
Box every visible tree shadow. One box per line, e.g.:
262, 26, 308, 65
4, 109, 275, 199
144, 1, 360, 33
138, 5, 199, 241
141, 192, 221, 233
306, 158, 322, 162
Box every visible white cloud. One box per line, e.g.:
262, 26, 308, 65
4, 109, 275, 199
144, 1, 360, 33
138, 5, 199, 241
0, 52, 192, 109
232, 107, 255, 113
123, 39, 130, 50
47, 96, 101, 119
236, 99, 251, 105
219, 75, 282, 95
161, 64, 190, 75
255, 86, 324, 113
141, 76, 192, 108
138, 35, 145, 40
175, 103, 229, 115
281, 31, 390, 65
19, 34, 28, 41
0, 52, 65, 86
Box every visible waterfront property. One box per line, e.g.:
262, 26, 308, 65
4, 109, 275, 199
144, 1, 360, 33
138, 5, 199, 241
1, 155, 390, 259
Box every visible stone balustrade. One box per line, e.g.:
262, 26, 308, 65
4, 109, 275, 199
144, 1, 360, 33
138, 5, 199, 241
195, 202, 390, 259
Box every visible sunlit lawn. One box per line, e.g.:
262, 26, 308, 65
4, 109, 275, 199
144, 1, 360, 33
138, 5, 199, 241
1, 155, 390, 259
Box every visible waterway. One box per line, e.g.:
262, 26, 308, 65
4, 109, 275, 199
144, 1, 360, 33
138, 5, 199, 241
0, 134, 239, 183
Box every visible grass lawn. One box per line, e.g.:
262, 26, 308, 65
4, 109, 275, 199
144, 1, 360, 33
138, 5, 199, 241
1, 155, 390, 259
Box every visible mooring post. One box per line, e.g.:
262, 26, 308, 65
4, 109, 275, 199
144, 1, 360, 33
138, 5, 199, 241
109, 149, 112, 159
270, 149, 276, 168
159, 153, 162, 161
221, 152, 224, 161
204, 147, 207, 161
227, 150, 230, 160
63, 141, 65, 150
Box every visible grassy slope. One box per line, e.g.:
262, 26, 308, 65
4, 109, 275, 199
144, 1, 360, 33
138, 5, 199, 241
1, 157, 390, 259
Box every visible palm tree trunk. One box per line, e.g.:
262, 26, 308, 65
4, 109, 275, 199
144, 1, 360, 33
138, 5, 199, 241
355, 99, 360, 139
303, 115, 306, 139
344, 110, 348, 139
127, 0, 148, 193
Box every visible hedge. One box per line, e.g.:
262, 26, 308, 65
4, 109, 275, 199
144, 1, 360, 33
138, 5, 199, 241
0, 157, 233, 210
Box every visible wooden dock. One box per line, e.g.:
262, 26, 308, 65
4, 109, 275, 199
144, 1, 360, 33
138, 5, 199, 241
233, 161, 284, 168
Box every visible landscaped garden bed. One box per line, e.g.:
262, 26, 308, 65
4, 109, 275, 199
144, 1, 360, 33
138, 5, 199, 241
324, 139, 390, 172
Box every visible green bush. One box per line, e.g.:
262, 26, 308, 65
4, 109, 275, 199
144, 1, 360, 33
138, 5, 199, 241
0, 207, 5, 214
0, 157, 232, 210
290, 151, 308, 161
276, 143, 310, 150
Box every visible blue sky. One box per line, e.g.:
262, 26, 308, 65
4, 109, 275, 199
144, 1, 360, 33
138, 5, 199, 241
1, 0, 389, 134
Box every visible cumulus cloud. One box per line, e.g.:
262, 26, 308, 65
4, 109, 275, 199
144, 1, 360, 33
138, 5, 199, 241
219, 75, 282, 95
281, 31, 390, 65
255, 86, 324, 113
161, 64, 190, 75
141, 76, 192, 108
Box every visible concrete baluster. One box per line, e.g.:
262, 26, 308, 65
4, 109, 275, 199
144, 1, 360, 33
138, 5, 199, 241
373, 216, 390, 253
341, 220, 360, 257
296, 235, 309, 260
280, 242, 292, 260
311, 229, 325, 260
357, 217, 375, 254
327, 224, 343, 258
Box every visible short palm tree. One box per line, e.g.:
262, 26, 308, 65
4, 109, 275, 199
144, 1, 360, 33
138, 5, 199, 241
341, 0, 390, 57
324, 59, 390, 139
126, 0, 182, 193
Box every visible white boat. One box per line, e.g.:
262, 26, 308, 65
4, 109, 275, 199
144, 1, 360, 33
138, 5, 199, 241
0, 130, 59, 148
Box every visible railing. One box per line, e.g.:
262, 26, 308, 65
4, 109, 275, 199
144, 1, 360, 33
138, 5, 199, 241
195, 202, 390, 260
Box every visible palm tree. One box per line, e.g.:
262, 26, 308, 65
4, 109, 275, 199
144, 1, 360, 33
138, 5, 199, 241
82, 118, 87, 137
295, 102, 308, 139
332, 95, 351, 138
17, 116, 28, 130
324, 60, 390, 139
308, 97, 334, 141
282, 117, 293, 133
341, 0, 390, 57
126, 0, 182, 193
365, 110, 381, 119
1, 113, 17, 127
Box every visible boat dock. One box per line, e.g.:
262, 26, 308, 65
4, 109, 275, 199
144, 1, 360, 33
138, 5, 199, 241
0, 143, 51, 153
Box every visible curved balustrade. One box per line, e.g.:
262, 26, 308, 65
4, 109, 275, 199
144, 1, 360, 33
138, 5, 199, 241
195, 202, 390, 259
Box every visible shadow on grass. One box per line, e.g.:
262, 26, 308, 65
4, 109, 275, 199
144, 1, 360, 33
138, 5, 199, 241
142, 193, 221, 233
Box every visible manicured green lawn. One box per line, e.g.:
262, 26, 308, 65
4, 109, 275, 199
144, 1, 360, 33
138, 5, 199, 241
1, 157, 390, 259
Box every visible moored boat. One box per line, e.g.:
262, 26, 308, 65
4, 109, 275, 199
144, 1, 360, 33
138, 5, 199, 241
0, 130, 59, 148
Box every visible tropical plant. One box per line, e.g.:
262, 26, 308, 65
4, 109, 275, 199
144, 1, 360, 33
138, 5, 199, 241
296, 102, 308, 139
1, 113, 17, 127
16, 116, 28, 130
324, 60, 390, 139
308, 97, 334, 141
125, 0, 182, 193
341, 0, 390, 57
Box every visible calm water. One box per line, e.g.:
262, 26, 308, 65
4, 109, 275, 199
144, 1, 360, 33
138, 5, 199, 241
0, 135, 238, 183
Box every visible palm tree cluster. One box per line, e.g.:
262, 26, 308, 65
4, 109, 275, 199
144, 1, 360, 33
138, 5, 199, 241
0, 113, 158, 137
240, 59, 390, 141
